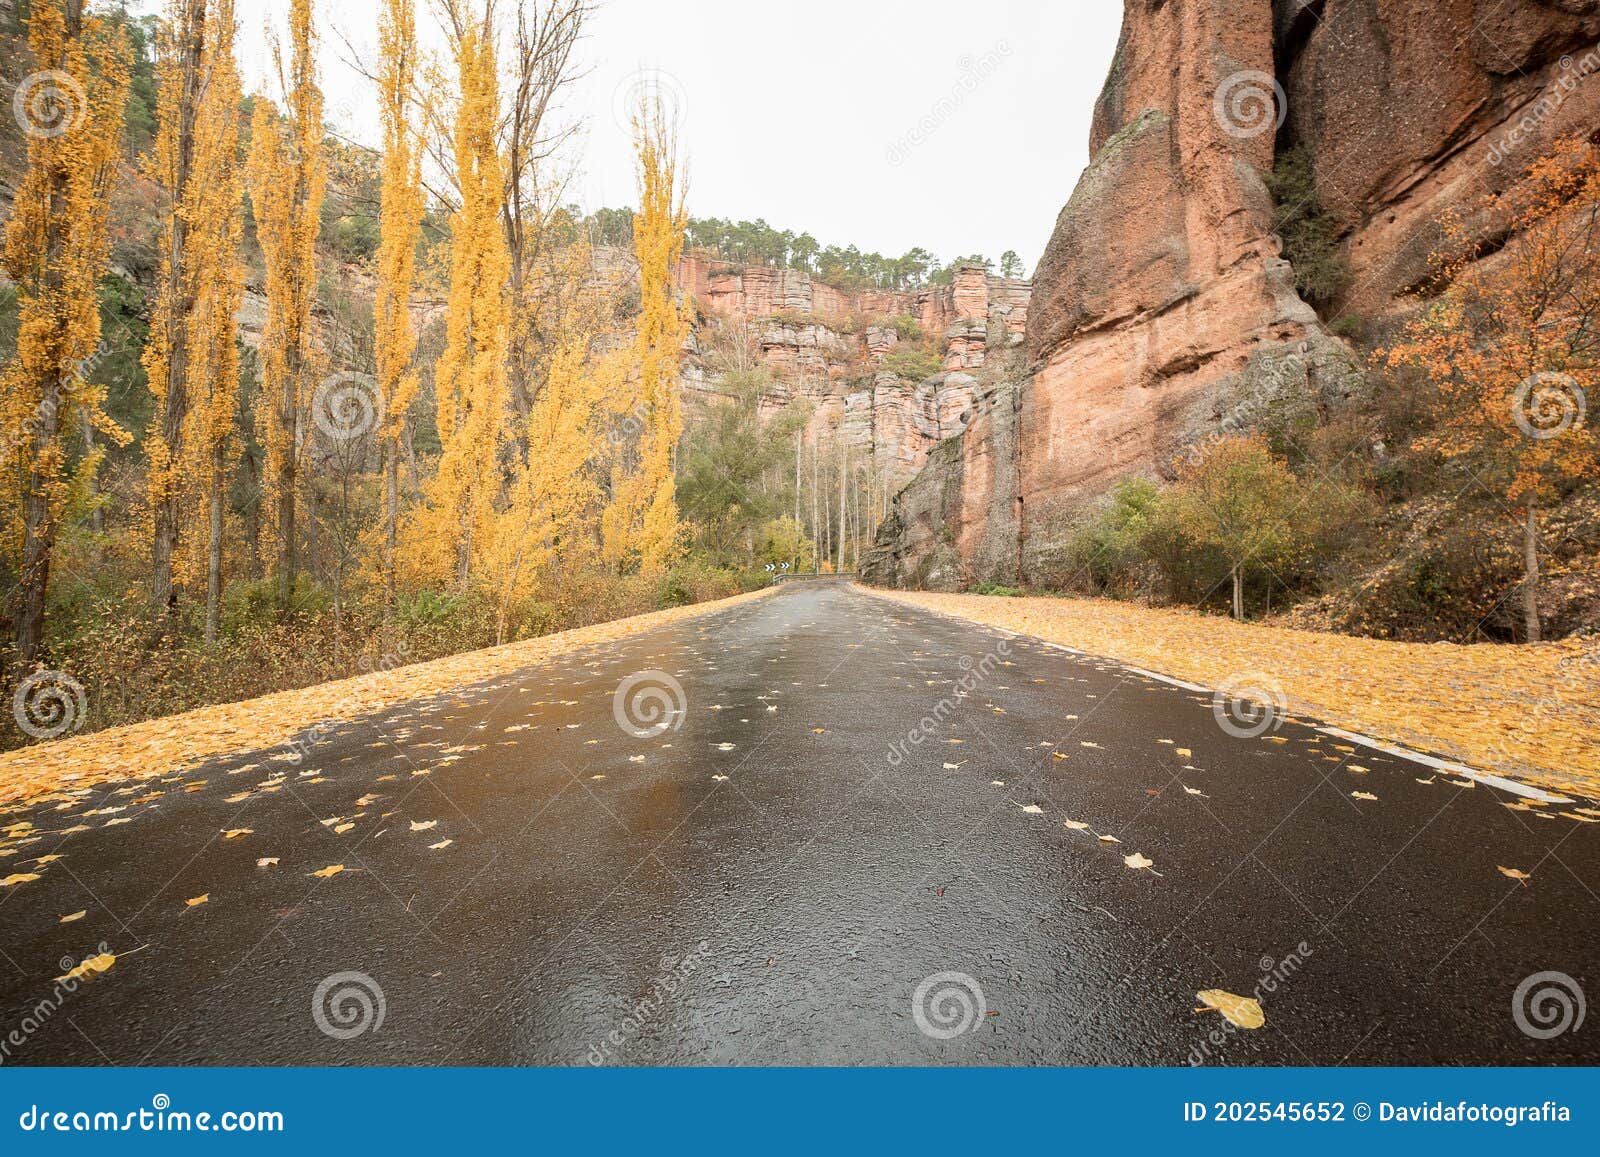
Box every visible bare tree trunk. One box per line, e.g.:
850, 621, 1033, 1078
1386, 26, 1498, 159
79, 408, 104, 535
1523, 502, 1542, 644
1231, 564, 1243, 621
205, 444, 224, 643
837, 447, 848, 572
13, 389, 62, 673
383, 439, 398, 637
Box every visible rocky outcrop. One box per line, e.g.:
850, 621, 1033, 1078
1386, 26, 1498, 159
676, 257, 1031, 488
865, 0, 1600, 590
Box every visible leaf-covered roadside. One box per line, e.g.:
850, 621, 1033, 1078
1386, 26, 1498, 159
866, 587, 1600, 799
0, 586, 776, 806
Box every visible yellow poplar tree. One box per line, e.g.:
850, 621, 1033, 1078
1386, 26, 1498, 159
420, 16, 510, 588
0, 0, 130, 670
484, 332, 618, 643
185, 0, 245, 642
143, 0, 244, 634
601, 96, 687, 573
142, 0, 205, 617
375, 0, 424, 624
247, 0, 325, 611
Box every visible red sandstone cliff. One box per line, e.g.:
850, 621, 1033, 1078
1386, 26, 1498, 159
866, 0, 1600, 589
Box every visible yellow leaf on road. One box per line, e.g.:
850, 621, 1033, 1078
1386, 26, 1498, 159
55, 953, 117, 983
310, 864, 345, 878
185, 894, 208, 907
1352, 791, 1378, 801
1195, 989, 1265, 1029
222, 829, 251, 839
60, 910, 86, 923
1, 872, 40, 886
1124, 852, 1158, 872
429, 839, 453, 850
1064, 820, 1091, 831
410, 820, 437, 831
1498, 866, 1531, 885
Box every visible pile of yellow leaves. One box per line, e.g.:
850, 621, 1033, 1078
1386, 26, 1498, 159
870, 588, 1600, 798
0, 586, 777, 805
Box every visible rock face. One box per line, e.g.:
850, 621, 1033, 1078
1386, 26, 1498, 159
865, 0, 1600, 589
675, 256, 1031, 489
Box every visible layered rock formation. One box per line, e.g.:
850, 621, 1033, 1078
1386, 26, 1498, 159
675, 258, 1031, 488
865, 0, 1600, 589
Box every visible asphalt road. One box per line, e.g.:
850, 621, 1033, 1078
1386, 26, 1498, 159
1, 580, 1596, 1066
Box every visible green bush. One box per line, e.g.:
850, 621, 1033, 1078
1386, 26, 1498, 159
883, 348, 943, 382
1264, 145, 1351, 312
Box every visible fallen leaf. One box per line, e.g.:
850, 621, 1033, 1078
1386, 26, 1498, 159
256, 857, 279, 868
333, 822, 355, 834
1097, 834, 1121, 844
1175, 748, 1191, 758
222, 829, 252, 839
1063, 819, 1091, 831
409, 820, 437, 832
1351, 791, 1378, 801
1195, 989, 1265, 1029
310, 864, 345, 878
1, 872, 40, 886
429, 839, 453, 850
1020, 804, 1044, 815
1124, 852, 1161, 874
1348, 765, 1370, 774
55, 952, 117, 983
60, 910, 86, 923
1498, 866, 1532, 884
185, 893, 209, 907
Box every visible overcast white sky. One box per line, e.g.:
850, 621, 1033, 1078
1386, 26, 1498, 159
213, 0, 1124, 273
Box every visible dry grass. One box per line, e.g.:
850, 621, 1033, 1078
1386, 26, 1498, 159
866, 587, 1600, 799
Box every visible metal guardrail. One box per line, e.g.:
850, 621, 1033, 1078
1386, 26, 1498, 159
771, 572, 857, 584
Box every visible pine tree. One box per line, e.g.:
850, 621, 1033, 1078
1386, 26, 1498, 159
247, 0, 325, 612
0, 0, 131, 671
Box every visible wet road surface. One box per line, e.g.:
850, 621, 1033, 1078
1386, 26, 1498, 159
1, 580, 1597, 1065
